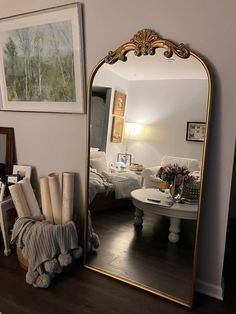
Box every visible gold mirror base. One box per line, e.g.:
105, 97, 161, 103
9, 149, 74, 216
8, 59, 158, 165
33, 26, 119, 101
84, 264, 192, 308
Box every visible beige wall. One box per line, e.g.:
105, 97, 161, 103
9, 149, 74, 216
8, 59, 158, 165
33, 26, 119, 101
0, 0, 235, 300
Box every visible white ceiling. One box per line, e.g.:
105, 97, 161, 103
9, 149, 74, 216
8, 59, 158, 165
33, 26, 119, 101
102, 48, 208, 80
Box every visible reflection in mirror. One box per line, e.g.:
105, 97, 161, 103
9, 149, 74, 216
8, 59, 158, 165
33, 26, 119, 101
0, 127, 14, 176
85, 30, 211, 308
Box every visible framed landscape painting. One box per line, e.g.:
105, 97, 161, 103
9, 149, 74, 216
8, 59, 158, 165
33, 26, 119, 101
0, 3, 85, 113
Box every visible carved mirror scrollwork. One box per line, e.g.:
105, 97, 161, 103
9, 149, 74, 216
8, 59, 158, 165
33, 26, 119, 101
85, 29, 211, 307
105, 29, 190, 63
0, 127, 14, 175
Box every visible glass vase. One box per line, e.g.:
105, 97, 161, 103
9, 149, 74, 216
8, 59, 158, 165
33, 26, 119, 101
170, 177, 183, 202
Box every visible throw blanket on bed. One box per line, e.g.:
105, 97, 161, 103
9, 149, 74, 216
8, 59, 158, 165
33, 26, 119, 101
89, 168, 141, 201
11, 217, 79, 273
102, 171, 141, 199
89, 168, 114, 203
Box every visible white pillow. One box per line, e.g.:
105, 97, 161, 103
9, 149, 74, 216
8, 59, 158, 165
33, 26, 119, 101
90, 147, 99, 152
90, 157, 108, 174
90, 150, 106, 159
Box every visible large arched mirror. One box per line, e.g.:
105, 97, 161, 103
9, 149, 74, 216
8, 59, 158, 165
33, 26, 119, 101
85, 29, 211, 307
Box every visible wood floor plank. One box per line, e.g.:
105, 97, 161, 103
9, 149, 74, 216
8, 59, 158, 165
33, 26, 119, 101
88, 207, 195, 301
0, 217, 236, 313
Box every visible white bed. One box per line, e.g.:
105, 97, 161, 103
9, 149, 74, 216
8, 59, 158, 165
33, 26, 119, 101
89, 150, 141, 203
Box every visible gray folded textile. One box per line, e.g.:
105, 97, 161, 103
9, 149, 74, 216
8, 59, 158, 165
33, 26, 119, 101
11, 217, 79, 274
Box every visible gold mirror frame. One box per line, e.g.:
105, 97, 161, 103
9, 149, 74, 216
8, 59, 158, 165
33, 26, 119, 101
84, 29, 212, 308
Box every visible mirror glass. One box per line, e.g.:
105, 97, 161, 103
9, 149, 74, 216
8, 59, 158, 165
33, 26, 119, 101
85, 30, 211, 307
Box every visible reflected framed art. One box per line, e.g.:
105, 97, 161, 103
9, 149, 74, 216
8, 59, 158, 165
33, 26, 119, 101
111, 116, 124, 143
112, 90, 126, 116
117, 153, 132, 166
186, 121, 206, 142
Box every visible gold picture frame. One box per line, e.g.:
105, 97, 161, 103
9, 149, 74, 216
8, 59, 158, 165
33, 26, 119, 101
111, 116, 124, 143
112, 91, 126, 116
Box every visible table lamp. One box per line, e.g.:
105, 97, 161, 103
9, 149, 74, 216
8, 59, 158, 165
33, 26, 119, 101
124, 122, 145, 154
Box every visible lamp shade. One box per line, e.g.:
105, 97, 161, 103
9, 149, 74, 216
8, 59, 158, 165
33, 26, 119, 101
124, 122, 145, 140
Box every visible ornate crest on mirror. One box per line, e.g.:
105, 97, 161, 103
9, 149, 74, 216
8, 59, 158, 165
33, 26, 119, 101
85, 29, 212, 308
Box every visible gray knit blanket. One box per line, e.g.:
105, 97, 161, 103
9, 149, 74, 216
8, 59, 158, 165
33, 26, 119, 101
11, 217, 79, 273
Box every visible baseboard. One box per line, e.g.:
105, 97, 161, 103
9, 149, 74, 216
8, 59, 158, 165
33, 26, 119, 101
196, 278, 224, 300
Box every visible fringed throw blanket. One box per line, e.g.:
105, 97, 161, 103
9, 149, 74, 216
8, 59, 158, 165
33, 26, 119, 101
11, 217, 82, 288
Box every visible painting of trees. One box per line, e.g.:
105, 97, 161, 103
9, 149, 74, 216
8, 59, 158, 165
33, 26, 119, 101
3, 20, 76, 102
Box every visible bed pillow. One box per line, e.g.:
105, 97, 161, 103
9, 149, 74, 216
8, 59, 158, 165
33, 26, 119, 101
90, 157, 108, 174
90, 147, 99, 152
90, 150, 106, 159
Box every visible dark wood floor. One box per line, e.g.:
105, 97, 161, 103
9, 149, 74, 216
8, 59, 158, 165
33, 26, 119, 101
88, 206, 196, 302
0, 238, 236, 313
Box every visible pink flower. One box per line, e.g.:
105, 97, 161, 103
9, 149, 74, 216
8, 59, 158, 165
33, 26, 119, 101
171, 167, 177, 174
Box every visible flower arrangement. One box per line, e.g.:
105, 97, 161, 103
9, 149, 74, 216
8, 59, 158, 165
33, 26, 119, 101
157, 164, 200, 201
157, 164, 190, 186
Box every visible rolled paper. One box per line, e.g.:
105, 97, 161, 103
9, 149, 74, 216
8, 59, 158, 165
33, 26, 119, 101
0, 182, 5, 201
48, 172, 62, 225
62, 172, 74, 224
20, 177, 41, 217
39, 177, 54, 224
9, 183, 31, 218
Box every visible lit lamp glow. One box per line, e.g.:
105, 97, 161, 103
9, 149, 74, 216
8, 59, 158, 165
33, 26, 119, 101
124, 122, 145, 153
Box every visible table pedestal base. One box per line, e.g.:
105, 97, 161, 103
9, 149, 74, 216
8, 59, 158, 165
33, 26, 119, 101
133, 208, 181, 243
134, 208, 144, 227
168, 217, 181, 243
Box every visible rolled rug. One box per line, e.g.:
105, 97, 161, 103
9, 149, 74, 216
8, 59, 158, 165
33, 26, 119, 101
62, 172, 74, 224
39, 177, 54, 224
20, 177, 41, 217
9, 183, 31, 217
48, 172, 62, 225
